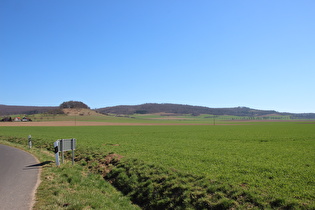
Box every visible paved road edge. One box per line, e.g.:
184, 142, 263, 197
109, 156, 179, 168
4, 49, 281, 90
0, 141, 41, 210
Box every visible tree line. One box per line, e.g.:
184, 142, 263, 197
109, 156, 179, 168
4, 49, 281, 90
96, 103, 315, 119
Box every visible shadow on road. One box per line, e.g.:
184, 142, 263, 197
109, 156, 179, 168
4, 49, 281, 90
24, 161, 53, 170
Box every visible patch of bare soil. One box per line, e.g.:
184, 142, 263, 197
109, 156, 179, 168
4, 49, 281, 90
227, 120, 298, 122
94, 153, 124, 177
0, 121, 246, 126
62, 108, 103, 116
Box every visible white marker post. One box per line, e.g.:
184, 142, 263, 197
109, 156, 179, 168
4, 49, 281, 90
28, 135, 32, 149
54, 140, 60, 166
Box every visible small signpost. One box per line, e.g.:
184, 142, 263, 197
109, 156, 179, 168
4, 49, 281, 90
28, 135, 32, 149
54, 138, 76, 166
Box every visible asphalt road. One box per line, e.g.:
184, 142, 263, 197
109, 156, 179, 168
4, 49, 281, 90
0, 144, 40, 210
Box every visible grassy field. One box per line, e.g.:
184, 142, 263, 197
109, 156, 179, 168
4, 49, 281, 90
10, 112, 294, 124
0, 121, 314, 208
0, 140, 140, 210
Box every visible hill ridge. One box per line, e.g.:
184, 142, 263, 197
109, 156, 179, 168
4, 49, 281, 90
96, 103, 315, 119
0, 104, 58, 115
1, 103, 315, 119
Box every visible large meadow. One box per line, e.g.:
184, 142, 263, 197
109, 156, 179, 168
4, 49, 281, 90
0, 116, 314, 208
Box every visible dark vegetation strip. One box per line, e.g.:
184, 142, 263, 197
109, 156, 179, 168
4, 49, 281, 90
2, 136, 301, 209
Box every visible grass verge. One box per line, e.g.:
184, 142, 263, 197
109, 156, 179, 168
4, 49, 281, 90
0, 139, 139, 210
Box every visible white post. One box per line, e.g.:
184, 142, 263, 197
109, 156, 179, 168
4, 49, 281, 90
28, 135, 32, 149
54, 140, 60, 166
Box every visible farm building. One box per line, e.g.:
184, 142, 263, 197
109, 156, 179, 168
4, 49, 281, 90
13, 117, 21, 121
22, 117, 32, 122
11, 117, 32, 122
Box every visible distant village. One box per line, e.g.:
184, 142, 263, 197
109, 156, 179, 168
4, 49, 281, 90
1, 116, 32, 122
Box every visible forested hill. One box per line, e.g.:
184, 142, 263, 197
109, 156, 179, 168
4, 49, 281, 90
0, 101, 88, 115
96, 103, 276, 116
96, 103, 315, 119
1, 103, 315, 119
0, 105, 58, 115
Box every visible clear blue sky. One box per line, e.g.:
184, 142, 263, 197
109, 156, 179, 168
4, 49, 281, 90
1, 1, 314, 113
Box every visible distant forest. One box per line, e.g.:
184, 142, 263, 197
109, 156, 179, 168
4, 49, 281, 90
0, 105, 58, 115
0, 101, 89, 115
1, 103, 315, 119
96, 103, 315, 119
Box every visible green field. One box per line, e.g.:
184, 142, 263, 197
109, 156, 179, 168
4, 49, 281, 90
11, 112, 294, 124
0, 121, 314, 208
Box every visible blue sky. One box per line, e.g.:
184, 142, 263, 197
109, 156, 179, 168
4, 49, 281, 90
1, 1, 314, 113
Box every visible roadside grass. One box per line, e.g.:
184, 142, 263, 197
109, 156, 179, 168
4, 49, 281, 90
0, 140, 139, 210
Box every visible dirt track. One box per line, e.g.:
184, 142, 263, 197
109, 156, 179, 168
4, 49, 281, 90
0, 121, 217, 126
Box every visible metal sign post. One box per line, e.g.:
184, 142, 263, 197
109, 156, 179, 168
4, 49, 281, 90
60, 139, 64, 164
71, 138, 75, 165
54, 139, 76, 166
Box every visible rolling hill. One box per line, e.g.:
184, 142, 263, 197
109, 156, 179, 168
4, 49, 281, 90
0, 104, 58, 115
96, 103, 315, 119
1, 103, 315, 119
